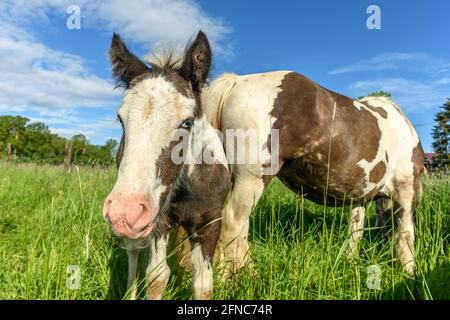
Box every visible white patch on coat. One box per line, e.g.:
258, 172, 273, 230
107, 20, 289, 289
146, 235, 170, 300
202, 71, 289, 271
348, 206, 366, 257
191, 244, 213, 300
353, 101, 366, 110
126, 249, 139, 300
202, 71, 290, 177
114, 75, 196, 203
356, 96, 420, 197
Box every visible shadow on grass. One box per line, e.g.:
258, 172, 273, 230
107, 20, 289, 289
104, 235, 193, 300
371, 261, 450, 300
249, 189, 362, 245
105, 242, 128, 300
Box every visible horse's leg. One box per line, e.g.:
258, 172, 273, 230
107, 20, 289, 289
375, 197, 394, 237
215, 175, 265, 275
126, 248, 139, 300
347, 205, 366, 258
187, 216, 221, 300
146, 233, 170, 300
393, 178, 417, 275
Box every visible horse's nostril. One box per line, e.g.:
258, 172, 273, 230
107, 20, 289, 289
139, 203, 149, 213
138, 223, 150, 232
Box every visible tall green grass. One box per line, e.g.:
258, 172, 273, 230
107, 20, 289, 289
0, 161, 449, 299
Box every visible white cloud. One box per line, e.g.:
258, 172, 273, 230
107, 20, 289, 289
0, 0, 232, 144
329, 52, 445, 75
0, 20, 119, 114
349, 78, 449, 111
0, 0, 232, 56
0, 19, 121, 143
329, 52, 450, 112
50, 127, 96, 140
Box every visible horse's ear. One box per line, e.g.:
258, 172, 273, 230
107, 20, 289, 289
109, 33, 150, 88
179, 31, 211, 92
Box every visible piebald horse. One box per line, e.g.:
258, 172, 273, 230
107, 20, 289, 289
103, 32, 231, 299
102, 32, 425, 299
202, 72, 424, 277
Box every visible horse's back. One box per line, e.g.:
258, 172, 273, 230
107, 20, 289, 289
205, 71, 424, 203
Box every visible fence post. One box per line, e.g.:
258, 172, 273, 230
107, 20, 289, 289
64, 140, 73, 170
6, 143, 11, 161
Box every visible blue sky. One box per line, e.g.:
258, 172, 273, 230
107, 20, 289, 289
0, 0, 449, 152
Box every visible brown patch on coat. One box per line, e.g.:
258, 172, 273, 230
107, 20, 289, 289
171, 160, 231, 260
169, 226, 192, 272
363, 104, 388, 119
154, 140, 185, 207
128, 69, 196, 100
116, 133, 125, 168
201, 291, 212, 300
411, 142, 425, 206
369, 161, 387, 183
164, 71, 195, 98
270, 72, 383, 203
148, 280, 168, 299
109, 33, 150, 89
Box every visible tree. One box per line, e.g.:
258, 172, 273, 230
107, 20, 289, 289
0, 116, 28, 157
358, 91, 391, 100
0, 116, 115, 166
26, 122, 50, 133
102, 139, 119, 157
431, 99, 450, 163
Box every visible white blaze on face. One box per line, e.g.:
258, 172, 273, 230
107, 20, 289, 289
114, 75, 196, 203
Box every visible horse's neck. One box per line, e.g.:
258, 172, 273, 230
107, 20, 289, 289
201, 73, 239, 130
161, 115, 228, 208
182, 115, 228, 172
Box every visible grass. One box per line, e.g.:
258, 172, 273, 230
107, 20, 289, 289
0, 161, 449, 300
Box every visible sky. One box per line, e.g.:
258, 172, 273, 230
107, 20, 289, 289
0, 0, 449, 152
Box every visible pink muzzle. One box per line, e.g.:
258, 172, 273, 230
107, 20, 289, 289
102, 192, 159, 239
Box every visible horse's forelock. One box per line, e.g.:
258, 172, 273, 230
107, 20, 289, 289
145, 45, 184, 71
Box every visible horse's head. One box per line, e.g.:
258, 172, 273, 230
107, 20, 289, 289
103, 31, 211, 239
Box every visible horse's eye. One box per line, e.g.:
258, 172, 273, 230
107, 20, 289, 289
180, 117, 194, 129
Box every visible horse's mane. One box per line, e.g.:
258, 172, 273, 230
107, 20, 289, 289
201, 73, 239, 129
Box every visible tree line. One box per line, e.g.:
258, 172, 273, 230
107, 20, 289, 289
432, 98, 450, 166
0, 95, 448, 169
0, 116, 118, 166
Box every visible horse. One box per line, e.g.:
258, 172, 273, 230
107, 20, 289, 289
102, 31, 425, 300
201, 71, 425, 277
103, 31, 231, 299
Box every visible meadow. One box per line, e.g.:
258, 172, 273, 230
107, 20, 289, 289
0, 161, 449, 300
